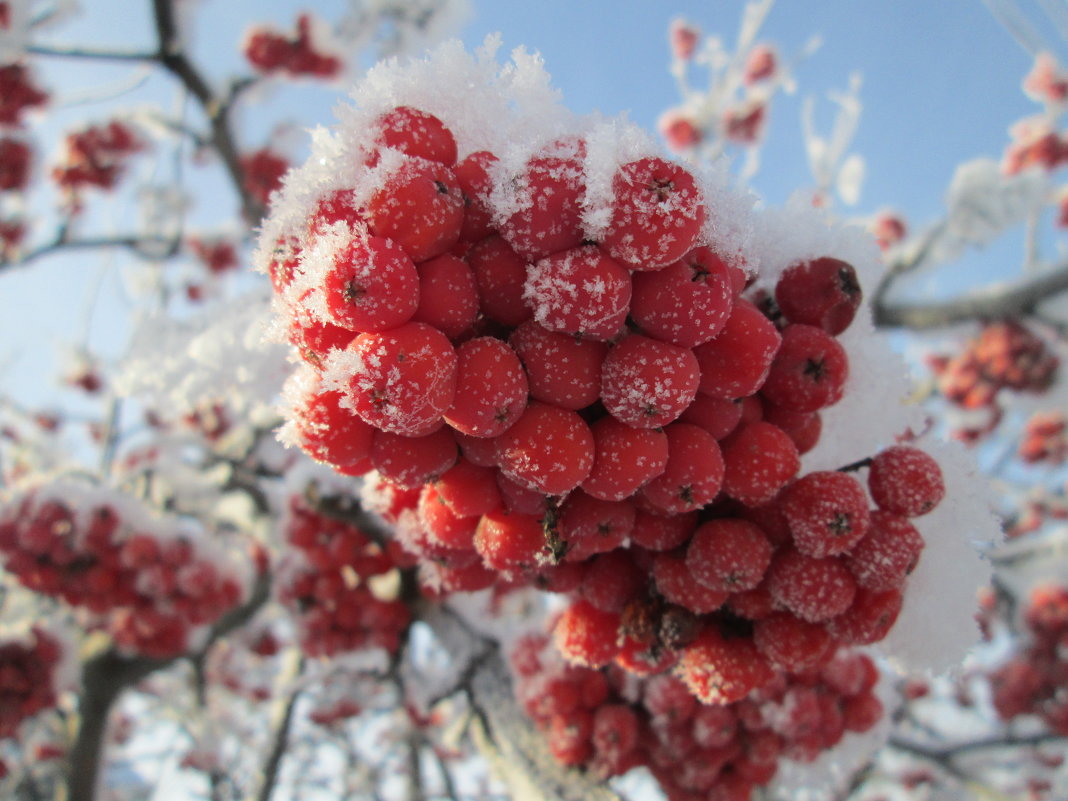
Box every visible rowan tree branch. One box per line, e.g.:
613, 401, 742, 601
872, 260, 1068, 330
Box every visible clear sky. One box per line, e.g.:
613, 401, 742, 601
0, 0, 1059, 420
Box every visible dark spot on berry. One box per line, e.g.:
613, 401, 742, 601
434, 180, 449, 194
804, 357, 826, 382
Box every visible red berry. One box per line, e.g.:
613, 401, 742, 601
410, 253, 479, 339
640, 423, 724, 514
600, 335, 699, 429
720, 422, 800, 507
510, 320, 607, 410
630, 246, 735, 347
676, 627, 774, 705
765, 549, 856, 623
443, 337, 528, 438
752, 612, 833, 671
686, 518, 773, 593
867, 445, 945, 517
760, 324, 849, 413
473, 509, 545, 571
845, 510, 924, 590
581, 416, 669, 501
454, 150, 499, 242
466, 235, 533, 327
826, 586, 903, 644
524, 245, 631, 340
494, 402, 594, 495
653, 552, 728, 614
365, 157, 464, 262
372, 106, 457, 166
693, 299, 781, 399
774, 256, 862, 335
321, 233, 419, 332
499, 140, 586, 261
371, 426, 457, 488
344, 322, 458, 436
779, 471, 871, 558
601, 157, 706, 271
554, 599, 621, 668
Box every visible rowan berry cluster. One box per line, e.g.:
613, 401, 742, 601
52, 120, 144, 193
1019, 411, 1068, 465
258, 67, 948, 780
243, 13, 342, 79
0, 627, 65, 740
0, 482, 246, 658
988, 584, 1068, 733
512, 632, 883, 801
276, 495, 409, 657
928, 319, 1058, 442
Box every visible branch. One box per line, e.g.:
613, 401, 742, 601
151, 0, 265, 224
872, 260, 1068, 330
255, 656, 306, 801
64, 568, 271, 801
27, 43, 158, 62
0, 234, 181, 273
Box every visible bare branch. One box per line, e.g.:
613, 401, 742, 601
872, 260, 1068, 330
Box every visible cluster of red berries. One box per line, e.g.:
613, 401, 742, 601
243, 13, 341, 79
988, 584, 1068, 733
512, 632, 883, 801
928, 319, 1058, 442
276, 495, 409, 657
188, 236, 239, 275
0, 62, 48, 127
1019, 411, 1068, 465
0, 627, 65, 740
0, 135, 31, 192
0, 484, 246, 658
240, 147, 289, 208
52, 120, 144, 192
262, 101, 949, 719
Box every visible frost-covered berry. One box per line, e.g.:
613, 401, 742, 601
774, 256, 862, 336
765, 549, 857, 623
454, 150, 499, 242
760, 324, 849, 413
826, 586, 904, 644
524, 245, 632, 341
693, 299, 781, 399
466, 235, 533, 327
845, 510, 924, 590
410, 253, 479, 339
686, 518, 773, 593
653, 552, 728, 614
443, 337, 528, 438
581, 416, 669, 501
752, 612, 833, 672
676, 627, 774, 705
779, 471, 870, 558
510, 320, 607, 410
371, 106, 457, 166
554, 599, 621, 668
365, 157, 464, 262
600, 156, 707, 271
629, 246, 735, 347
321, 233, 419, 332
720, 422, 800, 507
473, 508, 546, 571
495, 401, 595, 495
640, 423, 724, 514
867, 445, 945, 517
343, 322, 458, 436
499, 141, 586, 261
600, 335, 700, 429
